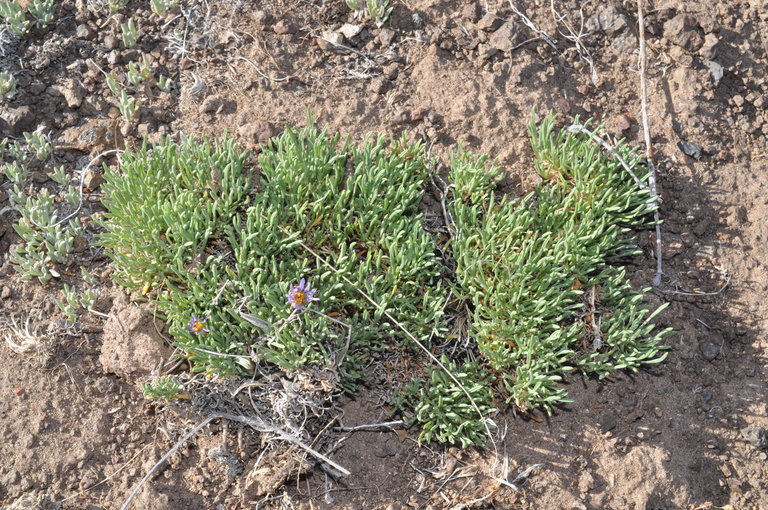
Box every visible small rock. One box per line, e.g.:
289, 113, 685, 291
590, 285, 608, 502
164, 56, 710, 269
199, 94, 223, 115
391, 109, 410, 125
488, 22, 519, 52
30, 171, 49, 184
369, 77, 392, 95
382, 62, 399, 80
338, 23, 362, 41
28, 82, 45, 95
599, 414, 617, 432
612, 114, 632, 133
478, 44, 498, 60
477, 12, 503, 32
677, 140, 703, 159
461, 3, 480, 23
0, 286, 11, 299
553, 97, 570, 115
733, 94, 745, 107
238, 120, 277, 145
1, 106, 36, 136
136, 123, 151, 139
100, 295, 173, 379
705, 60, 724, 85
586, 5, 626, 34
411, 107, 428, 123
318, 30, 344, 51
620, 396, 636, 409
3, 469, 20, 485
698, 333, 722, 361
121, 49, 141, 63
664, 14, 703, 52
740, 426, 768, 450
610, 31, 636, 55
378, 28, 395, 46
75, 24, 92, 39
700, 33, 719, 60
254, 10, 273, 28
73, 235, 88, 253
106, 50, 120, 65
58, 119, 112, 153
103, 34, 118, 50
661, 233, 685, 258
83, 168, 104, 190
273, 20, 296, 35
58, 78, 84, 108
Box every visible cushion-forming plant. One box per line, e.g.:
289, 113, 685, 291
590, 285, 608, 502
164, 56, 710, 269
100, 126, 445, 387
100, 116, 671, 446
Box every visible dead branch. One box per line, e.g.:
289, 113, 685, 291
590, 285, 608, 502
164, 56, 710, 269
637, 0, 664, 287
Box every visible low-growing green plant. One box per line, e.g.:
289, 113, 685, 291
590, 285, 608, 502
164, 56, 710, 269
80, 266, 95, 285
79, 286, 95, 311
27, 0, 55, 27
98, 116, 671, 447
107, 0, 126, 14
64, 184, 79, 205
23, 129, 52, 161
4, 159, 28, 184
6, 139, 28, 164
126, 55, 152, 88
11, 188, 78, 283
345, 0, 391, 26
366, 0, 392, 27
53, 281, 94, 321
49, 165, 69, 185
55, 283, 80, 320
120, 18, 137, 48
0, 71, 16, 100
157, 74, 172, 92
1, 134, 83, 285
149, 0, 177, 17
100, 126, 445, 384
141, 376, 186, 400
394, 355, 496, 447
0, 0, 31, 36
117, 89, 138, 122
105, 72, 121, 96
447, 115, 671, 413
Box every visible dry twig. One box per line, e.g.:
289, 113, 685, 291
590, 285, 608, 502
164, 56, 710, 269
636, 0, 664, 287
508, 1, 558, 50
334, 420, 404, 432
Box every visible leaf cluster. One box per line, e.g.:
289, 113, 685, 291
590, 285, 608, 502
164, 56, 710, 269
2, 131, 81, 284
394, 355, 496, 447
141, 376, 185, 401
447, 115, 672, 412
99, 125, 444, 386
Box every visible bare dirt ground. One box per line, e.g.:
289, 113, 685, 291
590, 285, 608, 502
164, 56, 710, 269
1, 0, 768, 508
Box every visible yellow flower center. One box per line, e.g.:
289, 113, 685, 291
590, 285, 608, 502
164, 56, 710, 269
192, 321, 204, 332
293, 291, 306, 304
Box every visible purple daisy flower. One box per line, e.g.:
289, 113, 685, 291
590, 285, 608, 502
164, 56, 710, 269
286, 278, 319, 310
187, 314, 210, 335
